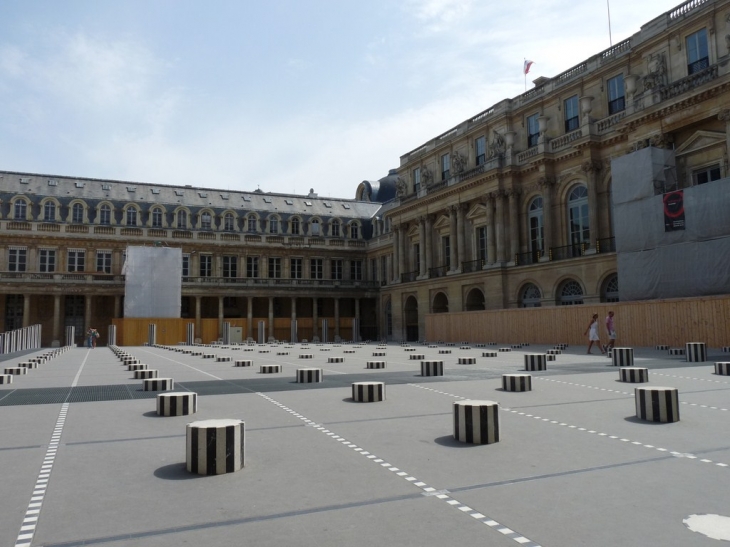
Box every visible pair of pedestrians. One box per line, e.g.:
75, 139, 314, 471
584, 311, 616, 354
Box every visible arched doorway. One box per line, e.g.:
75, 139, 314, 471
404, 296, 419, 341
464, 289, 485, 311
432, 292, 449, 314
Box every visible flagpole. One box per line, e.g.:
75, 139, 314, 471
524, 58, 526, 91
607, 0, 613, 46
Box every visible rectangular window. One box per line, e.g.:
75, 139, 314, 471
269, 217, 279, 233
290, 218, 300, 235
693, 164, 721, 185
331, 259, 343, 280
527, 113, 540, 147
311, 258, 323, 279
67, 250, 85, 272
476, 226, 487, 262
222, 255, 237, 278
200, 213, 212, 230
96, 251, 111, 274
441, 153, 450, 180
350, 224, 359, 239
126, 208, 137, 226
475, 136, 486, 165
413, 167, 421, 193
247, 256, 259, 278
686, 28, 709, 74
290, 258, 302, 279
381, 256, 387, 283
607, 74, 625, 115
9, 248, 27, 272
268, 257, 281, 278
199, 255, 212, 277
564, 95, 579, 133
247, 217, 257, 232
442, 236, 450, 268
39, 249, 56, 273
351, 260, 363, 281
224, 215, 234, 231
152, 209, 163, 228
182, 254, 190, 277
370, 258, 377, 281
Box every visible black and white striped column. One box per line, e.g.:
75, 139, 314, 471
290, 320, 298, 343
409, 354, 425, 360
186, 419, 245, 475
5, 367, 27, 375
482, 351, 497, 357
327, 357, 344, 363
421, 360, 444, 376
260, 365, 281, 374
66, 326, 75, 347
222, 322, 231, 345
524, 354, 547, 371
635, 386, 679, 423
0, 374, 12, 384
612, 348, 634, 367
453, 400, 499, 444
502, 374, 532, 392
143, 378, 174, 391
366, 361, 386, 369
234, 360, 252, 367
458, 357, 476, 364
297, 368, 323, 383
714, 362, 730, 376
148, 324, 157, 346
257, 321, 266, 344
352, 382, 384, 402
128, 363, 148, 371
620, 367, 648, 383
352, 318, 360, 343
108, 324, 117, 346
321, 319, 329, 343
187, 323, 195, 345
134, 369, 158, 379
157, 392, 197, 416
686, 342, 707, 362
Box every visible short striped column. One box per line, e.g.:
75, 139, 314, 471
299, 354, 313, 359
510, 344, 522, 349
157, 392, 197, 416
482, 351, 497, 357
234, 360, 252, 367
186, 419, 245, 475
134, 369, 158, 379
723, 346, 730, 353
366, 361, 386, 369
0, 374, 12, 384
372, 351, 386, 357
216, 356, 231, 362
669, 348, 685, 356
128, 363, 148, 371
714, 362, 730, 376
260, 365, 281, 374
498, 347, 511, 352
421, 360, 444, 376
327, 357, 344, 363
524, 354, 547, 371
409, 354, 425, 360
502, 374, 532, 392
655, 345, 669, 350
555, 344, 568, 350
458, 357, 476, 364
202, 353, 215, 359
352, 382, 385, 402
148, 324, 157, 346
18, 362, 38, 369
620, 367, 648, 383
4, 367, 27, 375
143, 378, 174, 391
612, 348, 634, 367
453, 400, 499, 445
439, 349, 452, 354
635, 387, 679, 423
547, 349, 561, 355
686, 342, 706, 362
297, 368, 323, 383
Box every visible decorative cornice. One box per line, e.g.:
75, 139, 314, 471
581, 159, 603, 173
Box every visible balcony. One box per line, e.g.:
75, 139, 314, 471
660, 63, 718, 102
0, 272, 125, 284
461, 259, 484, 273
596, 237, 616, 253
182, 276, 380, 290
515, 250, 541, 266
549, 243, 585, 261
428, 265, 448, 279
400, 271, 418, 283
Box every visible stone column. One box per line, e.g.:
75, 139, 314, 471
538, 177, 555, 253
393, 225, 401, 281
84, 295, 92, 333
23, 294, 31, 328
291, 297, 297, 322
113, 295, 121, 318
456, 204, 466, 269
312, 297, 319, 339
418, 217, 426, 277
582, 160, 602, 250
334, 298, 340, 339
52, 294, 61, 342
508, 190, 520, 261
495, 191, 506, 263
246, 297, 253, 340
449, 207, 458, 272
425, 215, 433, 273
397, 225, 406, 281
485, 194, 496, 266
268, 297, 274, 340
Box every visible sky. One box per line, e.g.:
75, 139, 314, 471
0, 0, 682, 199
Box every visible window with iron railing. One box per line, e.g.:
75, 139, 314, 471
475, 136, 486, 166
686, 28, 709, 75
527, 113, 540, 148
564, 95, 579, 133
607, 74, 625, 115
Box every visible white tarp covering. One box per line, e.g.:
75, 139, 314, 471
123, 246, 182, 318
613, 148, 730, 301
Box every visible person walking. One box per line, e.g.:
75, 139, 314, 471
91, 328, 99, 349
584, 314, 605, 354
86, 328, 94, 349
603, 311, 616, 353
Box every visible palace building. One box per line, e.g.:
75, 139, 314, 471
2, 0, 729, 344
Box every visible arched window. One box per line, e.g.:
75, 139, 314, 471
568, 185, 589, 252
528, 197, 544, 257
330, 219, 340, 237
152, 208, 163, 228
177, 210, 188, 229
602, 274, 619, 303
290, 217, 300, 235
349, 223, 359, 239
126, 207, 138, 226
269, 216, 279, 234
99, 204, 111, 225
247, 215, 258, 232
44, 201, 56, 221
14, 200, 28, 220
558, 279, 584, 306
200, 212, 212, 230
224, 213, 235, 231
520, 283, 542, 307
311, 218, 320, 236
72, 203, 84, 223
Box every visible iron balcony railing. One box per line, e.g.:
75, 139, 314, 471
461, 259, 484, 273
515, 250, 541, 266
428, 265, 448, 278
548, 243, 585, 261
400, 271, 418, 283
596, 237, 616, 253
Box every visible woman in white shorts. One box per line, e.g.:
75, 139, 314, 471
584, 314, 605, 355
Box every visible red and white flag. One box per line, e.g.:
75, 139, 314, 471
523, 59, 534, 75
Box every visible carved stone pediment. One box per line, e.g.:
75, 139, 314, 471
674, 130, 726, 156
465, 202, 487, 221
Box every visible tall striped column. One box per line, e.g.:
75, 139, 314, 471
186, 323, 195, 345
290, 320, 298, 343
186, 419, 245, 475
222, 322, 231, 345
66, 326, 75, 347
352, 318, 360, 343
453, 400, 499, 444
0, 333, 5, 354
257, 321, 265, 344
321, 319, 329, 343
108, 324, 117, 346
148, 324, 157, 346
